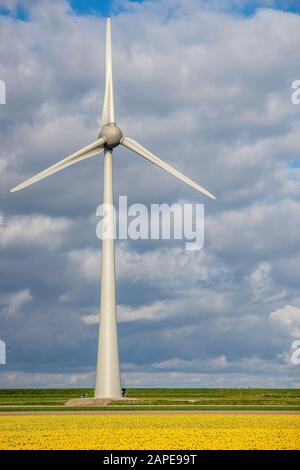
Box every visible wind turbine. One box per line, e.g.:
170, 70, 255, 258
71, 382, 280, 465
11, 18, 215, 399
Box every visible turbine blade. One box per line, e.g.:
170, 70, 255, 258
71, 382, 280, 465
11, 138, 106, 192
121, 137, 216, 199
102, 17, 115, 126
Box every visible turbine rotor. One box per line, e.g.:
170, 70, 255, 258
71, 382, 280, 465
99, 123, 123, 149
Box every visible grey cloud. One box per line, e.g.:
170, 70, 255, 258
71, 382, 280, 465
0, 0, 300, 387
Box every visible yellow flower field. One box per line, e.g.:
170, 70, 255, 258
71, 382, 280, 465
0, 413, 299, 450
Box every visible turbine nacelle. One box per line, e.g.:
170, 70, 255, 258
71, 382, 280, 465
99, 123, 123, 149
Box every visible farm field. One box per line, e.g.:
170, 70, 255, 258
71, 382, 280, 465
0, 388, 300, 412
0, 413, 299, 450
0, 389, 299, 450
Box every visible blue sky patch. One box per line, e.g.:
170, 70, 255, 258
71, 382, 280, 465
70, 0, 144, 17
0, 4, 29, 21
289, 160, 300, 169
1, 1, 300, 21
70, 1, 300, 17
232, 1, 300, 17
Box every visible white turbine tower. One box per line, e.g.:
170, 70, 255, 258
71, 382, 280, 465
11, 18, 215, 399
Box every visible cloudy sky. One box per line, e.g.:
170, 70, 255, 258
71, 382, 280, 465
0, 0, 300, 389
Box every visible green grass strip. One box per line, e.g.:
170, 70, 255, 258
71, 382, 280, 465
0, 405, 300, 412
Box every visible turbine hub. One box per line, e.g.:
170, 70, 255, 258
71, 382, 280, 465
99, 124, 123, 149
